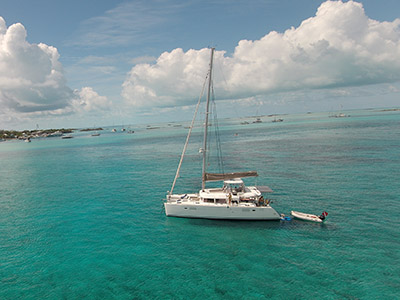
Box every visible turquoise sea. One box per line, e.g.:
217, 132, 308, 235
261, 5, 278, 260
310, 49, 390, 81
1, 109, 399, 299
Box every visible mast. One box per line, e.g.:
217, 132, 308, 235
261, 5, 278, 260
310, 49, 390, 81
202, 47, 215, 190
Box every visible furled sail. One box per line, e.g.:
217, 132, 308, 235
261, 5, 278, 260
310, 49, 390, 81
204, 171, 258, 182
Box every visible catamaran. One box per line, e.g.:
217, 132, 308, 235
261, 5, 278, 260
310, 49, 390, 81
164, 48, 281, 220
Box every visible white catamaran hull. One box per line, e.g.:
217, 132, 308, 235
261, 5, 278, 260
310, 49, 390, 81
165, 202, 281, 220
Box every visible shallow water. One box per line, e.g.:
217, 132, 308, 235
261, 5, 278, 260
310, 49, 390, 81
1, 110, 399, 299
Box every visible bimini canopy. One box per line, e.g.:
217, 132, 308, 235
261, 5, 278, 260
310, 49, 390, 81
224, 178, 244, 185
204, 171, 258, 182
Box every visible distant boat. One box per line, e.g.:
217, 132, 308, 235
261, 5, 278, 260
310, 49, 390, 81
330, 105, 349, 118
165, 48, 281, 221
111, 128, 117, 132
91, 132, 100, 136
272, 117, 284, 122
61, 135, 73, 139
330, 113, 349, 118
252, 118, 262, 123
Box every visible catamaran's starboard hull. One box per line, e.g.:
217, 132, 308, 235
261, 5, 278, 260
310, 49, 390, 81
164, 203, 281, 220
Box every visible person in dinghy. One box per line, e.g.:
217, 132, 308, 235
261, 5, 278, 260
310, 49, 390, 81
319, 211, 328, 221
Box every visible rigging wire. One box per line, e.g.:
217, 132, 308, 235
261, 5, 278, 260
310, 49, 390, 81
205, 79, 225, 176
211, 84, 224, 175
169, 71, 209, 195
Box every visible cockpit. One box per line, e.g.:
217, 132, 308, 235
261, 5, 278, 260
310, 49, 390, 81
223, 178, 245, 195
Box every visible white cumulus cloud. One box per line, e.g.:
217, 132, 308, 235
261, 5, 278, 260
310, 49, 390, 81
122, 0, 400, 108
0, 17, 109, 118
72, 87, 111, 112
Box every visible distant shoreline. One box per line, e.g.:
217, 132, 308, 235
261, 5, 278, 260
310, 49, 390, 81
378, 108, 400, 112
1, 107, 399, 141
0, 127, 106, 141
0, 129, 75, 141
80, 128, 104, 132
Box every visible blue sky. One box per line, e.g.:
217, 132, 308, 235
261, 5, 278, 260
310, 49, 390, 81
0, 0, 399, 129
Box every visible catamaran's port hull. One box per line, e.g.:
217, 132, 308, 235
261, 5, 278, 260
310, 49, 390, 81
164, 203, 281, 220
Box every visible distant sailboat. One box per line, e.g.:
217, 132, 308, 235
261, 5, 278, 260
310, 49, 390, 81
330, 105, 350, 118
164, 48, 281, 220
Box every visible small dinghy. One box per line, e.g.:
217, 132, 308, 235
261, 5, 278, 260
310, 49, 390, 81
291, 211, 328, 223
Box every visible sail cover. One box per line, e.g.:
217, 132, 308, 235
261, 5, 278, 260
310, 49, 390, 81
204, 171, 258, 182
